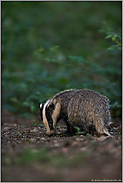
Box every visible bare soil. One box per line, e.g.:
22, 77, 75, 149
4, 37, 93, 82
1, 110, 122, 182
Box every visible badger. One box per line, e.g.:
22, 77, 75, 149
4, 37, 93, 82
40, 89, 111, 136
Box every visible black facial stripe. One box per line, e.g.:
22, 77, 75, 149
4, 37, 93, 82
60, 111, 68, 122
56, 111, 69, 126
46, 105, 54, 131
40, 103, 44, 121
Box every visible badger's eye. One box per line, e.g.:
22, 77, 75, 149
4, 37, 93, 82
48, 103, 55, 111
48, 120, 54, 130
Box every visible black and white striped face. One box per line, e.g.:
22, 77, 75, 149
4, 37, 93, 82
40, 101, 54, 135
39, 99, 61, 136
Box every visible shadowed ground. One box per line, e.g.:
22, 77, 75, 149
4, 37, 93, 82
2, 110, 122, 182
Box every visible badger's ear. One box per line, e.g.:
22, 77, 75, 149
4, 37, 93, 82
39, 103, 44, 121
48, 102, 55, 111
40, 103, 43, 109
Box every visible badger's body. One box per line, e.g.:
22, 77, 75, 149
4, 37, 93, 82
40, 89, 111, 136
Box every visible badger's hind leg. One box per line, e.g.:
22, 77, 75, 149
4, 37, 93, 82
94, 117, 110, 136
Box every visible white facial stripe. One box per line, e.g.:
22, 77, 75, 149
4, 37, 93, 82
42, 100, 51, 133
52, 101, 61, 129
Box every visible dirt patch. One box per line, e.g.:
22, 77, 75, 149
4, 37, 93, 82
1, 110, 122, 182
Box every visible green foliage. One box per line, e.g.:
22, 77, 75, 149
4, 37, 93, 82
100, 21, 122, 51
2, 2, 121, 118
18, 148, 49, 164
105, 32, 121, 50
3, 147, 90, 167
74, 126, 86, 135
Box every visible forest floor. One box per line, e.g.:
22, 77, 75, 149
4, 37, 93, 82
1, 110, 122, 182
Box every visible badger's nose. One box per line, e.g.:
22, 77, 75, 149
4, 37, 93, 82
46, 130, 55, 136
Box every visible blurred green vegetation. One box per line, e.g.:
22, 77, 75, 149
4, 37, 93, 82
1, 2, 122, 118
2, 147, 90, 168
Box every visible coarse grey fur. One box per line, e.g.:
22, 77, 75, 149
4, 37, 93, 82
40, 89, 111, 136
67, 89, 110, 135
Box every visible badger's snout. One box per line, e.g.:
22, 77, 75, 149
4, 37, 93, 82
46, 129, 55, 136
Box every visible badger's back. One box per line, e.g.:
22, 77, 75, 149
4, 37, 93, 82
68, 89, 110, 134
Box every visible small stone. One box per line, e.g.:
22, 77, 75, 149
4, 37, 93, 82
3, 127, 11, 132
30, 138, 36, 142
41, 137, 45, 141
13, 124, 17, 127
54, 143, 60, 147
30, 128, 39, 133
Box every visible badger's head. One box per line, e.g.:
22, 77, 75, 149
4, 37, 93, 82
40, 99, 61, 136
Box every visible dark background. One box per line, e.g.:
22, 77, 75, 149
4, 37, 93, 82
2, 1, 122, 118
